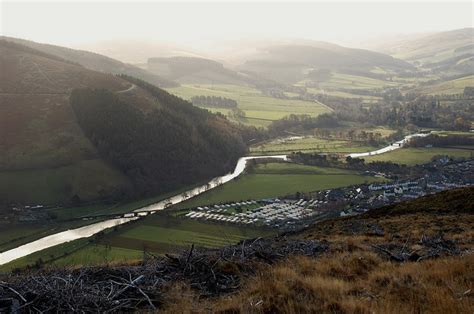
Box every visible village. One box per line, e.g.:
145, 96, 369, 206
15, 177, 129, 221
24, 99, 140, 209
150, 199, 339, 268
179, 158, 474, 231
2, 158, 473, 230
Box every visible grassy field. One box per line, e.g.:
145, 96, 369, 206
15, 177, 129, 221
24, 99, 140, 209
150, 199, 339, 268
412, 75, 474, 95
0, 181, 208, 256
317, 72, 399, 90
0, 238, 140, 272
250, 136, 379, 155
306, 88, 382, 102
0, 214, 273, 271
364, 147, 474, 165
166, 84, 332, 127
0, 159, 130, 204
103, 215, 273, 252
175, 163, 383, 209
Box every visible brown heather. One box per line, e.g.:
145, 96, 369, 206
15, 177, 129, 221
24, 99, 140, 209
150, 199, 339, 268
161, 187, 474, 313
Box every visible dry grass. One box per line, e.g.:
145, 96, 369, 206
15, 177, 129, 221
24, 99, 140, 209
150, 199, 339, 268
161, 253, 473, 314
159, 188, 474, 313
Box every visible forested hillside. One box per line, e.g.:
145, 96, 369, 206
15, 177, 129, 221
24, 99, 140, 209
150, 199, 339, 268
0, 39, 252, 205
71, 77, 248, 197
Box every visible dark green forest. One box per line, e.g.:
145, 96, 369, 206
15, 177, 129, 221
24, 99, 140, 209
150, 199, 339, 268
70, 80, 249, 198
191, 95, 238, 108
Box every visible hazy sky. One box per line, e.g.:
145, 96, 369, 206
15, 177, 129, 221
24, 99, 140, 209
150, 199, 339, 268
1, 0, 473, 48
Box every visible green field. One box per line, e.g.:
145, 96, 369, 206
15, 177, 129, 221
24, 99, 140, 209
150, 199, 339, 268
412, 75, 474, 95
0, 214, 273, 271
104, 215, 272, 251
364, 147, 474, 165
166, 84, 332, 127
0, 159, 130, 204
0, 181, 209, 255
175, 163, 383, 209
0, 237, 143, 272
305, 88, 382, 102
250, 136, 379, 155
310, 72, 399, 90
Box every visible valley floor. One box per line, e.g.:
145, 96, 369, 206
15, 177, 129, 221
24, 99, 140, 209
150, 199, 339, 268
0, 187, 472, 313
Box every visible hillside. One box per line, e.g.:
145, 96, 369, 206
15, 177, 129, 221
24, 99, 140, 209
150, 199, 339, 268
410, 74, 474, 95
0, 39, 133, 204
0, 187, 472, 312
238, 42, 414, 84
0, 40, 249, 205
147, 56, 252, 85
0, 36, 178, 88
376, 28, 474, 75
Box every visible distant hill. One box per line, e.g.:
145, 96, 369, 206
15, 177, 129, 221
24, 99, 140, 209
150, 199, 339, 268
147, 56, 253, 85
410, 74, 474, 95
0, 40, 249, 205
374, 28, 474, 75
238, 42, 414, 84
0, 36, 178, 88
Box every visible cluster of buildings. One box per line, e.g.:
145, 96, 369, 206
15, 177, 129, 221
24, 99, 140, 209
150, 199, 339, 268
195, 201, 257, 212
337, 159, 474, 217
4, 204, 49, 222
182, 159, 474, 230
183, 199, 317, 227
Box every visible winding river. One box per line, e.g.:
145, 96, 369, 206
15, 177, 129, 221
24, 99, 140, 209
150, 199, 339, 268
0, 132, 430, 266
0, 155, 287, 266
347, 133, 430, 158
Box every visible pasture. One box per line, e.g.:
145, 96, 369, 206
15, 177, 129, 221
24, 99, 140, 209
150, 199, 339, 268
412, 75, 474, 95
166, 84, 332, 127
364, 147, 474, 165
250, 136, 379, 155
305, 88, 382, 102
175, 163, 383, 209
0, 159, 130, 204
317, 72, 399, 90
0, 215, 273, 271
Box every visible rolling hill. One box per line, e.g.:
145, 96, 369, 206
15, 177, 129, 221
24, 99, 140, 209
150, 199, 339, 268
375, 28, 474, 75
238, 42, 414, 84
0, 36, 178, 88
147, 56, 252, 85
0, 39, 249, 205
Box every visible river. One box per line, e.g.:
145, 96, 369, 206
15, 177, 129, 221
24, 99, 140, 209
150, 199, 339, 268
0, 155, 287, 266
0, 132, 429, 266
347, 133, 430, 158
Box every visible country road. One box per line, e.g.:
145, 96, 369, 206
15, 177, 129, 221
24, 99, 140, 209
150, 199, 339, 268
116, 83, 136, 93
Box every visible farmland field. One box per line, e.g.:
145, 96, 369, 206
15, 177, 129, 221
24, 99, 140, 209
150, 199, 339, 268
0, 159, 130, 204
166, 84, 332, 127
0, 215, 274, 270
250, 136, 379, 155
411, 75, 474, 95
304, 88, 382, 102
364, 146, 474, 165
102, 215, 273, 252
175, 162, 384, 209
311, 72, 399, 90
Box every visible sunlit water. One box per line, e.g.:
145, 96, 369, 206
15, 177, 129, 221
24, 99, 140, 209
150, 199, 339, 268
0, 155, 287, 266
0, 133, 428, 266
347, 133, 430, 158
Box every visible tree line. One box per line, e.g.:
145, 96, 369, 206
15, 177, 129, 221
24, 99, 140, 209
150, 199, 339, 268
191, 95, 238, 108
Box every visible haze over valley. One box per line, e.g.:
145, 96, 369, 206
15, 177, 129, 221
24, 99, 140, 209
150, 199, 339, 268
0, 1, 473, 312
